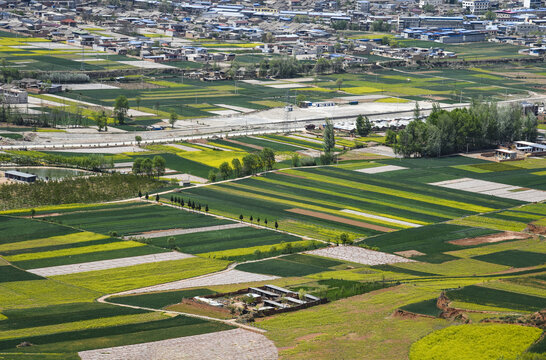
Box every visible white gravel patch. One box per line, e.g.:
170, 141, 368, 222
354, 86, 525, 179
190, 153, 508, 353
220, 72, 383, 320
27, 42, 80, 49
73, 58, 106, 62
305, 246, 414, 266
52, 146, 147, 154
162, 174, 208, 183
278, 77, 315, 82
131, 223, 248, 239
118, 60, 175, 69
355, 165, 408, 174
241, 79, 274, 85
167, 143, 202, 152
208, 110, 240, 116
78, 328, 278, 360
430, 178, 546, 202
28, 96, 67, 107
341, 209, 422, 228
265, 83, 307, 89
119, 269, 279, 295
214, 104, 254, 113
63, 83, 119, 90
28, 252, 193, 277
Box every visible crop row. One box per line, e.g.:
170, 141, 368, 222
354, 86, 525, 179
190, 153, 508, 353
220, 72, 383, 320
149, 226, 302, 254
45, 204, 229, 236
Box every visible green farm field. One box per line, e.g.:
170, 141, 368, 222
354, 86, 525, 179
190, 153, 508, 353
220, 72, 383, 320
177, 158, 528, 241
148, 226, 304, 254
42, 203, 229, 236
0, 153, 545, 359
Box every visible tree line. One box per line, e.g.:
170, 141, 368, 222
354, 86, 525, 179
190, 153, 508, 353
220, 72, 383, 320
390, 101, 538, 158
132, 156, 166, 178
209, 148, 276, 182
1, 151, 114, 171
0, 173, 161, 211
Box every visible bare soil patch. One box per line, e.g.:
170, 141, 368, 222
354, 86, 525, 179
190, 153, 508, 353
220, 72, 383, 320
22, 212, 62, 219
394, 250, 426, 257
116, 82, 163, 90
527, 224, 546, 235
448, 231, 531, 246
338, 150, 388, 161
286, 208, 394, 232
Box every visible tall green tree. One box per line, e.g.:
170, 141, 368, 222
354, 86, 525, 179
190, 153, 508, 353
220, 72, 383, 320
132, 158, 143, 175
323, 118, 335, 153
232, 158, 242, 177
114, 95, 129, 125
242, 154, 259, 175
414, 102, 421, 121
260, 148, 275, 171
169, 111, 178, 128
219, 161, 232, 180
152, 156, 166, 178
142, 158, 153, 177
356, 115, 372, 136
208, 169, 217, 182
94, 111, 108, 132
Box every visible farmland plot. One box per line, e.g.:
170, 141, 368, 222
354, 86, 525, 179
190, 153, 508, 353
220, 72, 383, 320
445, 285, 546, 312
305, 246, 413, 266
0, 216, 77, 244
409, 324, 542, 360
363, 224, 500, 263
148, 225, 305, 255
27, 251, 193, 277
430, 178, 546, 202
180, 165, 517, 241
45, 203, 229, 236
235, 254, 350, 277
78, 328, 277, 360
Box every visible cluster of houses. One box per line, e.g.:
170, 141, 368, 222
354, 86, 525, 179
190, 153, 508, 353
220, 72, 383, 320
0, 0, 546, 67
194, 284, 324, 316
0, 79, 65, 105
495, 140, 546, 160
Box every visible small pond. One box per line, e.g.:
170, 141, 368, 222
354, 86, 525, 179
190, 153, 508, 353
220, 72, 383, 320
1, 167, 91, 181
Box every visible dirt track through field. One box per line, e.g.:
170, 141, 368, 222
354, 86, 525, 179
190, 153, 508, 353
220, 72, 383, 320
27, 252, 193, 277
448, 231, 531, 246
78, 328, 277, 360
286, 208, 394, 232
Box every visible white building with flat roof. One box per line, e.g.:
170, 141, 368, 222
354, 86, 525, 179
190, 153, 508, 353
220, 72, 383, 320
419, 0, 442, 8
462, 0, 490, 14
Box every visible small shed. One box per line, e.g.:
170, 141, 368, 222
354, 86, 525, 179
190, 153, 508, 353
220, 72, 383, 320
5, 170, 37, 182
495, 149, 517, 160
514, 141, 546, 153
